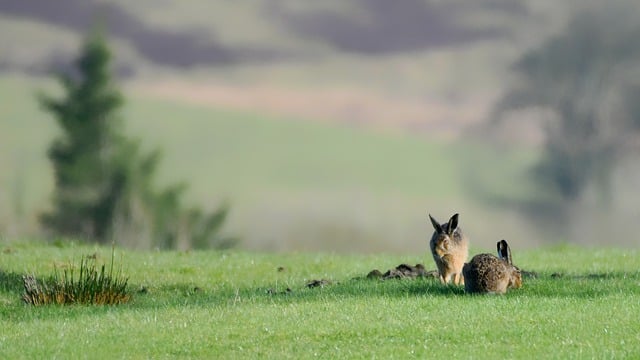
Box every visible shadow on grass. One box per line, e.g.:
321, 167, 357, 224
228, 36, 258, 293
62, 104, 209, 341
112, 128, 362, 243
514, 271, 640, 298
3, 269, 640, 322
130, 277, 464, 309
0, 270, 24, 293
545, 271, 640, 280
70, 269, 640, 311
147, 270, 640, 306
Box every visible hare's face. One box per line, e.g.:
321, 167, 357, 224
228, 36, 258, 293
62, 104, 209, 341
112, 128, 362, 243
433, 234, 451, 257
509, 267, 522, 289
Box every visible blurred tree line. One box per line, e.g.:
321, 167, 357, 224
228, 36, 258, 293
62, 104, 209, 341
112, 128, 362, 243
39, 27, 235, 250
493, 4, 640, 212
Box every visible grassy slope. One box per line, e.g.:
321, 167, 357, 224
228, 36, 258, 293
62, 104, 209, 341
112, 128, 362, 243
0, 76, 58, 231
124, 95, 461, 199
1, 242, 639, 358
0, 2, 560, 250
0, 75, 542, 251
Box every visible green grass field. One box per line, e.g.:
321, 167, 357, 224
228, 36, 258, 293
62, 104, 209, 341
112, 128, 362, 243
1, 241, 639, 358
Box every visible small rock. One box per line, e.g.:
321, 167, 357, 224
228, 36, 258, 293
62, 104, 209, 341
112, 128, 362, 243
423, 270, 440, 279
384, 264, 429, 279
268, 287, 293, 295
366, 269, 383, 279
306, 279, 331, 288
395, 263, 414, 273
362, 263, 440, 281
383, 268, 408, 279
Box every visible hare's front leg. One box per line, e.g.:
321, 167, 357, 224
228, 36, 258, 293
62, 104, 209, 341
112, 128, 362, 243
441, 270, 455, 284
453, 272, 464, 286
439, 273, 447, 284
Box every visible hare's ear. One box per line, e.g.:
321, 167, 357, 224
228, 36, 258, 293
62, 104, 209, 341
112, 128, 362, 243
429, 214, 443, 233
497, 240, 513, 265
447, 213, 459, 235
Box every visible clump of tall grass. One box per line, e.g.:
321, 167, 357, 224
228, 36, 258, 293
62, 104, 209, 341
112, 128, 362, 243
22, 247, 130, 305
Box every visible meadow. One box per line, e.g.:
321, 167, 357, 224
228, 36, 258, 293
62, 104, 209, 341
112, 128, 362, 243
1, 241, 639, 359
2, 4, 639, 357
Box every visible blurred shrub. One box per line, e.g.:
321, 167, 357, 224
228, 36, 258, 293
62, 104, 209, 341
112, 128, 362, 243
38, 26, 235, 249
494, 4, 640, 202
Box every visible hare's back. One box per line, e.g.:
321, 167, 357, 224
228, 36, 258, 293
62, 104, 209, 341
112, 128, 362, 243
463, 254, 510, 290
466, 254, 507, 273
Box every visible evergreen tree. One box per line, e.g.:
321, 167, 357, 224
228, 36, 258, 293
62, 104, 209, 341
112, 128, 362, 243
40, 27, 235, 249
39, 28, 124, 240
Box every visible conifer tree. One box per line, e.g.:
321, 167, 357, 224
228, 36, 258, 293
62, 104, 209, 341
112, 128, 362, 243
40, 28, 125, 241
40, 27, 235, 249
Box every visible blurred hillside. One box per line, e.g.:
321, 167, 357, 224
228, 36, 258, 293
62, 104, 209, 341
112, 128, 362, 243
0, 0, 573, 139
2, 0, 639, 251
1, 0, 556, 67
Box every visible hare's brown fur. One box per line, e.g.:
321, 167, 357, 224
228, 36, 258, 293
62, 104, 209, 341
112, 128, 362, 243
463, 240, 522, 294
429, 214, 469, 285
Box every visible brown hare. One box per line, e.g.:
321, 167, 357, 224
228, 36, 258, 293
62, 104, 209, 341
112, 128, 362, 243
463, 240, 522, 294
429, 213, 469, 285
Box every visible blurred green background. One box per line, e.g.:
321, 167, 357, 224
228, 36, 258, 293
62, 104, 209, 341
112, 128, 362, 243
1, 0, 639, 251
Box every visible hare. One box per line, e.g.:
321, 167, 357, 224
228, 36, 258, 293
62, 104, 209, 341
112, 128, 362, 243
429, 213, 469, 285
463, 240, 522, 294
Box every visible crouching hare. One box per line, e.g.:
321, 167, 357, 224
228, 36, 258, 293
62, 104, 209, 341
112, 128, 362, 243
429, 213, 469, 285
463, 240, 522, 294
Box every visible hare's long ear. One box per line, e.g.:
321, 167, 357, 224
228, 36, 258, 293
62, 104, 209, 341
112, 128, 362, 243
447, 213, 459, 235
429, 214, 443, 233
497, 240, 513, 265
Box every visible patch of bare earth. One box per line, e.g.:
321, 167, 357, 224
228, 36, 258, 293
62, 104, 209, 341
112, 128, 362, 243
130, 80, 497, 139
